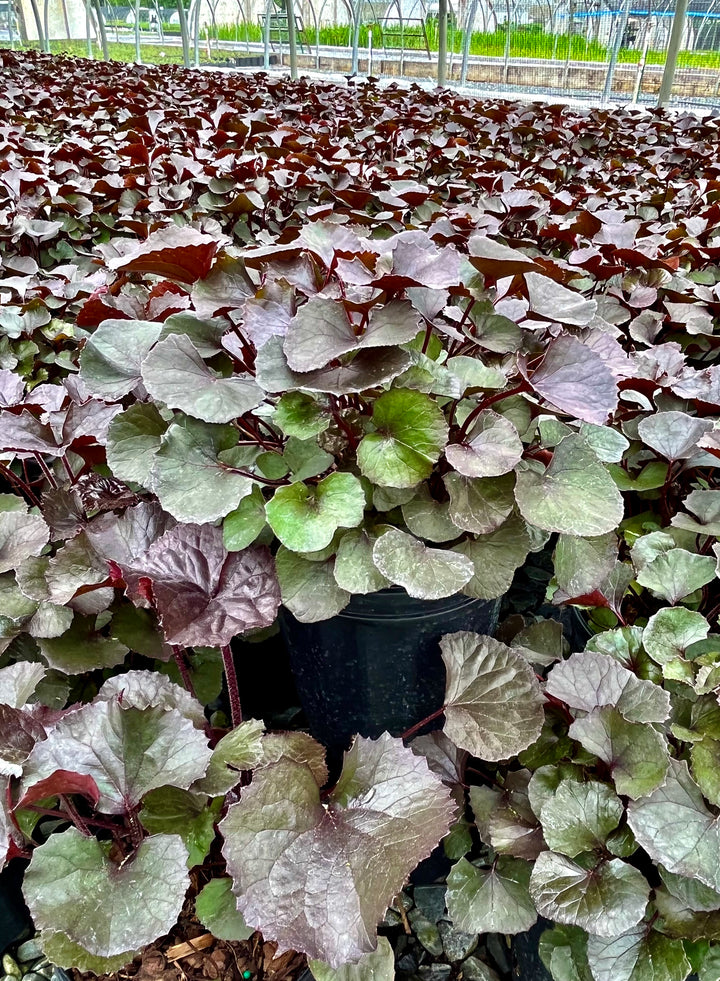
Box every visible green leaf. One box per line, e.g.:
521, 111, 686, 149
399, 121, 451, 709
512, 619, 567, 668
357, 389, 448, 488
158, 312, 228, 356
38, 614, 129, 675
223, 486, 267, 551
525, 272, 597, 326
659, 865, 720, 913
152, 417, 254, 523
538, 924, 593, 981
529, 851, 649, 937
195, 879, 253, 943
554, 533, 618, 601
539, 779, 624, 857
443, 472, 516, 534
140, 787, 218, 868
275, 548, 350, 622
23, 699, 211, 814
106, 403, 168, 490
142, 334, 262, 424
672, 490, 720, 538
579, 424, 629, 464
194, 719, 266, 796
333, 528, 390, 594
545, 650, 671, 724
569, 706, 669, 799
446, 856, 537, 935
255, 335, 412, 396
309, 937, 395, 981
273, 392, 330, 438
692, 738, 720, 807
282, 437, 334, 483
79, 318, 162, 400
0, 662, 45, 708
220, 733, 453, 966
644, 608, 710, 665
700, 947, 720, 981
470, 781, 544, 859
446, 355, 507, 391
441, 631, 545, 761
445, 410, 523, 478
453, 515, 532, 600
0, 511, 49, 575
608, 461, 669, 492
514, 435, 624, 537
39, 932, 140, 974
628, 759, 720, 892
401, 487, 460, 543
586, 925, 691, 981
636, 549, 717, 605
284, 296, 418, 372
24, 829, 189, 957
266, 472, 365, 553
372, 528, 473, 600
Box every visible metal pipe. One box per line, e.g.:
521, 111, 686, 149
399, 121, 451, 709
601, 0, 631, 104
263, 0, 271, 67
134, 0, 141, 61
286, 0, 298, 77
437, 0, 447, 84
658, 0, 689, 105
460, 0, 477, 85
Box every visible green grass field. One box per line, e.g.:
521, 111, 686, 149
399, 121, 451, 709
4, 22, 720, 70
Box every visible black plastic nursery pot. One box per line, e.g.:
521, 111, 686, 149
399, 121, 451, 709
279, 587, 500, 758
0, 860, 31, 955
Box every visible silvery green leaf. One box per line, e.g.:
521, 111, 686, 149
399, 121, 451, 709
152, 417, 254, 523
282, 437, 334, 483
659, 865, 720, 913
554, 533, 618, 601
275, 548, 350, 623
0, 511, 49, 575
38, 614, 129, 675
79, 318, 162, 399
194, 719, 266, 796
309, 937, 395, 981
525, 273, 597, 327
539, 779, 624, 857
372, 528, 473, 600
671, 490, 720, 538
0, 662, 45, 708
443, 472, 515, 535
636, 549, 716, 605
402, 487, 460, 543
514, 435, 624, 537
469, 781, 545, 859
691, 737, 720, 807
579, 423, 629, 463
159, 312, 229, 356
569, 707, 668, 799
586, 924, 690, 981
445, 411, 522, 478
24, 829, 188, 956
142, 334, 263, 423
22, 698, 212, 813
453, 515, 532, 600
512, 619, 566, 668
446, 355, 507, 391
643, 608, 710, 664
140, 786, 218, 867
638, 411, 713, 461
446, 856, 537, 935
441, 631, 544, 761
529, 851, 649, 937
538, 924, 593, 981
106, 403, 168, 490
97, 670, 206, 729
631, 532, 676, 571
545, 650, 670, 723
333, 528, 390, 595
256, 335, 411, 396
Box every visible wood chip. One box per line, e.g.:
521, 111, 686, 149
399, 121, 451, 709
166, 935, 215, 962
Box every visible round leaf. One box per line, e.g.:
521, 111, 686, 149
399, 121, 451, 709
644, 608, 710, 665
514, 435, 624, 536
106, 403, 168, 490
529, 851, 649, 938
446, 856, 537, 935
195, 879, 253, 942
372, 528, 473, 600
441, 631, 545, 761
276, 548, 350, 623
142, 334, 262, 423
445, 410, 523, 478
24, 828, 188, 957
266, 472, 365, 553
357, 389, 448, 489
79, 319, 162, 400
539, 779, 624, 858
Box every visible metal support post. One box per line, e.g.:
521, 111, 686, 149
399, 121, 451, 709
437, 0, 447, 85
658, 0, 689, 106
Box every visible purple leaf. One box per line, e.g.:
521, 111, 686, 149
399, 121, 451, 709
220, 733, 454, 966
524, 334, 618, 425
131, 523, 280, 646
